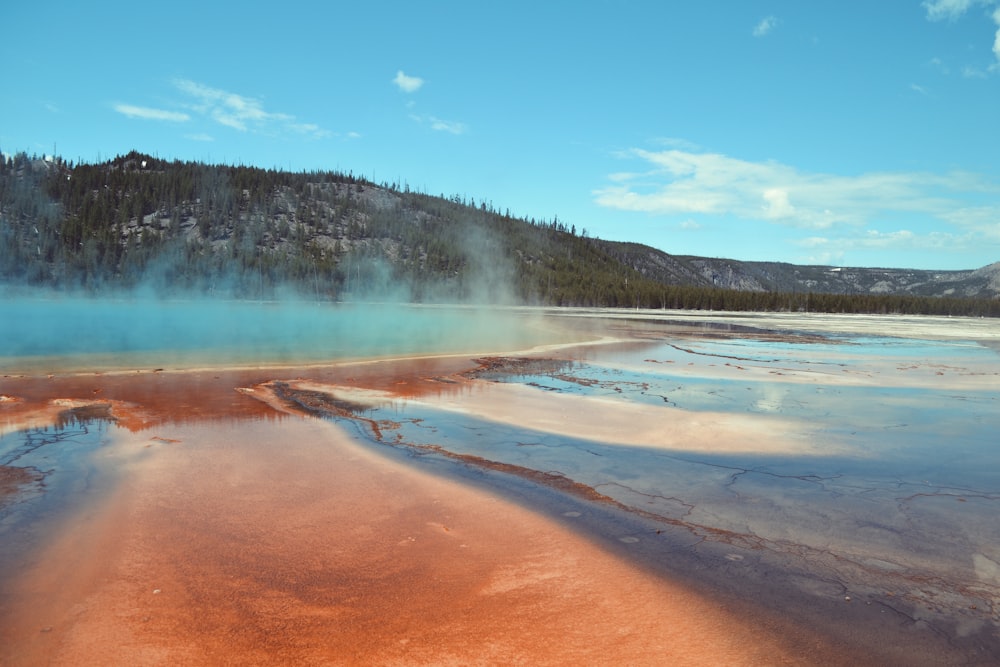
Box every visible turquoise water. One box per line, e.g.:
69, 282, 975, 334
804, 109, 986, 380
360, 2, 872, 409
3, 305, 999, 661
0, 298, 557, 372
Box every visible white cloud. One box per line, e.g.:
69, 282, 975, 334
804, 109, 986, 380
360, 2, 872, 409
803, 250, 846, 266
409, 113, 467, 135
393, 70, 425, 93
910, 82, 929, 94
429, 116, 466, 134
929, 56, 950, 74
594, 148, 1000, 235
753, 16, 778, 37
114, 104, 190, 122
923, 0, 978, 21
169, 79, 328, 138
993, 6, 1000, 61
939, 204, 1000, 238
174, 79, 279, 131
288, 122, 332, 139
653, 137, 703, 151
924, 0, 1000, 70
797, 236, 831, 248
859, 229, 916, 247
761, 187, 796, 219
794, 229, 959, 260
962, 64, 990, 77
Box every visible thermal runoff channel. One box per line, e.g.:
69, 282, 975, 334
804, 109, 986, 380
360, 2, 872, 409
1, 305, 998, 665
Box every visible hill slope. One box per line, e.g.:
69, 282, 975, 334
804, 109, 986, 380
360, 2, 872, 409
600, 240, 1000, 299
1, 150, 997, 315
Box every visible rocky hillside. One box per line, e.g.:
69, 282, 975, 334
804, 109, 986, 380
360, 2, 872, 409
1, 150, 997, 314
600, 240, 1000, 299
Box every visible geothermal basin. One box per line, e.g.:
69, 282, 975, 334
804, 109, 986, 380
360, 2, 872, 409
1, 301, 999, 665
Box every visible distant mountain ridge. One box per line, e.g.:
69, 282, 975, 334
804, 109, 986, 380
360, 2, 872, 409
598, 240, 1000, 299
1, 150, 997, 314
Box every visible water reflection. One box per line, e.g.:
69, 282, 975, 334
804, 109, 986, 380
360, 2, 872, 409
0, 419, 112, 570
1, 307, 998, 662
303, 328, 1000, 655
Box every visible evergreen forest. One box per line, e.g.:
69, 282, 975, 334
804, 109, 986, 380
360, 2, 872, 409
2, 150, 998, 317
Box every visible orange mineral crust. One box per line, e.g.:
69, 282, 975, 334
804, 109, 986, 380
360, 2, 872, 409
0, 356, 474, 434
0, 411, 839, 666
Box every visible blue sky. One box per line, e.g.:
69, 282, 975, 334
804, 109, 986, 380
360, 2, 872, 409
3, 1, 999, 270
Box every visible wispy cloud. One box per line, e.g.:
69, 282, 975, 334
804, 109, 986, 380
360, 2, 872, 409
594, 148, 1000, 235
651, 136, 703, 152
171, 78, 329, 138
929, 56, 950, 74
993, 6, 1000, 61
795, 229, 961, 265
924, 0, 1000, 71
392, 70, 464, 134
962, 64, 991, 77
409, 113, 467, 135
752, 16, 778, 37
939, 204, 1000, 239
287, 122, 331, 137
923, 0, 980, 21
174, 79, 282, 131
393, 70, 425, 93
428, 116, 466, 134
114, 104, 190, 122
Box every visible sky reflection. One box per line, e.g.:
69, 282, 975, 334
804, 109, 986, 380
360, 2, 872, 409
317, 326, 1000, 651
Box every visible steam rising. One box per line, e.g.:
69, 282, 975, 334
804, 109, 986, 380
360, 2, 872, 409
0, 150, 555, 375
0, 292, 554, 374
0, 170, 547, 372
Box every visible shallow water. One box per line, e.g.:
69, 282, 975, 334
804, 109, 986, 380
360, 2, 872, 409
2, 304, 999, 664
0, 298, 560, 373
0, 419, 114, 580
287, 319, 1000, 660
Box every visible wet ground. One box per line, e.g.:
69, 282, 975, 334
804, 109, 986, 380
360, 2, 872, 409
1, 305, 998, 665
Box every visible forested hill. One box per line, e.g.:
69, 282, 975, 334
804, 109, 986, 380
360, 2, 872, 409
2, 150, 998, 316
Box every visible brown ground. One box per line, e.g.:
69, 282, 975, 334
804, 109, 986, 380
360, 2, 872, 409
0, 358, 859, 666
0, 465, 43, 497
1, 355, 475, 435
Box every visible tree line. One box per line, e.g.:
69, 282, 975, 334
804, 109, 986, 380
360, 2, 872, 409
1, 149, 997, 317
